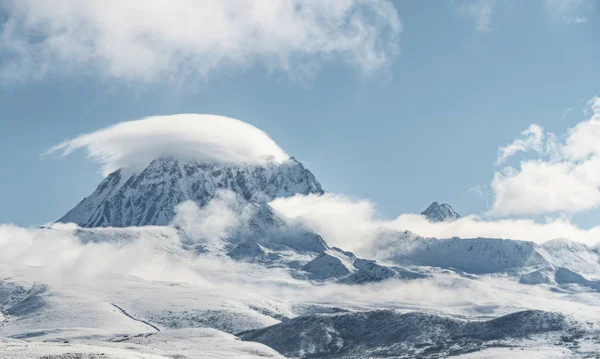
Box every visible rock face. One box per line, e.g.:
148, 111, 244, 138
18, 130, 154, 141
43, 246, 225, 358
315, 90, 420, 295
58, 157, 323, 227
421, 202, 460, 222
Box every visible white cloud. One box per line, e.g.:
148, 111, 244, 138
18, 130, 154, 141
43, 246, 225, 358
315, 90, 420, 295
173, 190, 241, 248
45, 114, 289, 176
496, 124, 545, 164
270, 193, 600, 254
270, 193, 380, 251
0, 0, 401, 83
389, 213, 600, 246
491, 97, 600, 216
457, 0, 496, 32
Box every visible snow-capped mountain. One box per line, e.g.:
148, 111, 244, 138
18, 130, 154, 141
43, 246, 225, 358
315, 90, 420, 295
421, 201, 460, 222
58, 157, 323, 227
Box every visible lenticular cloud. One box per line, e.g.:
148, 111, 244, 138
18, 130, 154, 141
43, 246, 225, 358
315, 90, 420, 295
46, 114, 289, 176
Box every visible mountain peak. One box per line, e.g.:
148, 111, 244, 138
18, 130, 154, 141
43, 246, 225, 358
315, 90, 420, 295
421, 202, 460, 222
58, 157, 323, 227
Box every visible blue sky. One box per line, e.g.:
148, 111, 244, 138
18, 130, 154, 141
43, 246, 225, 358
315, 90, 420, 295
0, 0, 599, 227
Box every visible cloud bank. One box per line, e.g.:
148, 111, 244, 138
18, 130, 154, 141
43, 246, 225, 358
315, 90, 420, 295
0, 0, 401, 83
491, 97, 600, 216
0, 221, 554, 320
270, 193, 600, 253
46, 114, 289, 176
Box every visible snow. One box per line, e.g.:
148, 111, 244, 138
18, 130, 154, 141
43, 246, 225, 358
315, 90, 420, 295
554, 267, 600, 290
301, 249, 357, 280
520, 267, 555, 285
2, 226, 600, 357
541, 238, 600, 278
449, 346, 575, 358
0, 329, 285, 358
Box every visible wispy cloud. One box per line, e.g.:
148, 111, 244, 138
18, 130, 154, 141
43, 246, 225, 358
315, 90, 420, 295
0, 0, 402, 83
544, 0, 591, 23
457, 0, 497, 32
496, 124, 545, 164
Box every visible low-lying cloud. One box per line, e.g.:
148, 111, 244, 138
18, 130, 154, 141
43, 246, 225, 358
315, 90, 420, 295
173, 190, 241, 248
270, 193, 600, 253
0, 221, 543, 319
0, 0, 401, 83
1, 187, 598, 327
45, 114, 289, 176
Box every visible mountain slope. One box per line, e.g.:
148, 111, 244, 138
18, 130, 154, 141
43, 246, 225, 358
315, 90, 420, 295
240, 310, 578, 359
58, 157, 323, 227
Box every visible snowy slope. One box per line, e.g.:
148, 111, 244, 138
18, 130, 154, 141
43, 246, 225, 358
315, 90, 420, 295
58, 157, 323, 227
0, 329, 285, 359
340, 259, 427, 284
299, 247, 427, 283
2, 223, 600, 358
541, 238, 600, 278
301, 249, 357, 279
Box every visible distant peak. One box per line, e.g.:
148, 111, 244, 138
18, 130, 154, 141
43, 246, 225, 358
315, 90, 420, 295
421, 202, 460, 222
